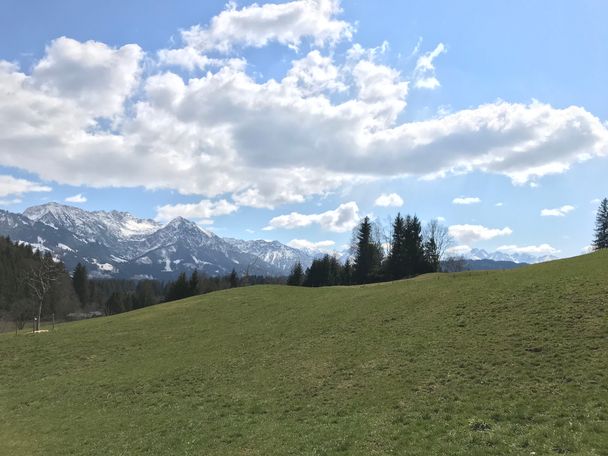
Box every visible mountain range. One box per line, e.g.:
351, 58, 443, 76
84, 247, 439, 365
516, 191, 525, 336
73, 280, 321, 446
0, 203, 316, 279
0, 203, 556, 280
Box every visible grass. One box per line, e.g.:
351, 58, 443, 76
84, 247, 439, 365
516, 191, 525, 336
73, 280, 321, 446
1, 251, 607, 455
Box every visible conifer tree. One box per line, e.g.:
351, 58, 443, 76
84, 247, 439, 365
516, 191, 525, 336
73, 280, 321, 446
424, 236, 440, 272
389, 213, 407, 279
353, 217, 383, 284
72, 263, 89, 308
189, 270, 200, 295
229, 268, 239, 288
287, 261, 303, 286
404, 215, 425, 276
593, 198, 608, 250
165, 272, 190, 302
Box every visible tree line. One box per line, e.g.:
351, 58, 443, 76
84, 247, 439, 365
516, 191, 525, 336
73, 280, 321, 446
288, 214, 454, 287
0, 236, 284, 331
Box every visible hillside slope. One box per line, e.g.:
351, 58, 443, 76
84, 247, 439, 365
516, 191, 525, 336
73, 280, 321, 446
1, 252, 607, 455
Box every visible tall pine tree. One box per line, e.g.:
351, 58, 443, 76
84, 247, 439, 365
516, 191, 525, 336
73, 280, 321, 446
389, 213, 407, 279
287, 261, 303, 286
593, 198, 608, 250
353, 217, 382, 284
72, 263, 89, 308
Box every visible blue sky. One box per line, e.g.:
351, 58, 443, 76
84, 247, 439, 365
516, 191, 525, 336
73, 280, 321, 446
0, 0, 607, 258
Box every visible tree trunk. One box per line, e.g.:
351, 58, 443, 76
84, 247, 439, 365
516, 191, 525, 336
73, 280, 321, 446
36, 299, 43, 332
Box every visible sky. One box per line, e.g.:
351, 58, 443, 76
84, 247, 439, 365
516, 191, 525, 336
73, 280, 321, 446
0, 0, 607, 258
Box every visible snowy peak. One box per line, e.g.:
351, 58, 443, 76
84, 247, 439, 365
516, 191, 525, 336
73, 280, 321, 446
23, 202, 161, 242
466, 248, 557, 264
1, 202, 315, 279
224, 238, 316, 272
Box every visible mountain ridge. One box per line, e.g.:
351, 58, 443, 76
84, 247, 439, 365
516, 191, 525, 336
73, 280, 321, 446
0, 202, 556, 279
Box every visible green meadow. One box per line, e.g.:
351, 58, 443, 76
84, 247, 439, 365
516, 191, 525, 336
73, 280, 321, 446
1, 251, 607, 455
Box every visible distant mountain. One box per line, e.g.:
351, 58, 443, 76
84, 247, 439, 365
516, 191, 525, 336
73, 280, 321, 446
0, 203, 311, 280
463, 259, 527, 271
464, 248, 558, 264
224, 238, 317, 272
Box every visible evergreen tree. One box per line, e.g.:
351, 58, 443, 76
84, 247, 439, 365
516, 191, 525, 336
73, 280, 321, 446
287, 261, 303, 286
423, 236, 440, 272
404, 215, 425, 276
189, 270, 200, 295
353, 217, 383, 284
303, 255, 342, 287
104, 292, 126, 315
593, 198, 608, 250
341, 259, 352, 285
388, 213, 407, 279
72, 263, 89, 308
229, 268, 239, 288
165, 272, 190, 302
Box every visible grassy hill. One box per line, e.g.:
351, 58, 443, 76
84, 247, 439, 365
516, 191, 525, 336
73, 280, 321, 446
1, 252, 607, 455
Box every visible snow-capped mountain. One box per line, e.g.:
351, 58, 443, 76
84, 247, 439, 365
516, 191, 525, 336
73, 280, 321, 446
225, 238, 318, 272
465, 248, 558, 264
0, 203, 309, 279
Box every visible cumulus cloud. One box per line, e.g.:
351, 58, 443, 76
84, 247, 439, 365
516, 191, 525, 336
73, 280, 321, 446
540, 205, 575, 217
264, 202, 359, 232
0, 174, 51, 197
32, 37, 142, 118
181, 0, 353, 53
495, 244, 559, 255
448, 224, 512, 244
413, 42, 446, 89
0, 4, 607, 211
452, 196, 481, 205
155, 199, 238, 223
288, 238, 336, 252
374, 193, 403, 207
65, 193, 87, 203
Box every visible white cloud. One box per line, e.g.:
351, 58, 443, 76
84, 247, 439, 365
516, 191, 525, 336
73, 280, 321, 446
181, 0, 353, 53
582, 245, 594, 254
436, 216, 446, 222
414, 42, 446, 89
374, 192, 403, 207
590, 198, 601, 204
265, 202, 359, 233
495, 202, 504, 207
288, 238, 336, 252
65, 193, 87, 203
0, 9, 606, 211
452, 196, 481, 205
495, 244, 559, 255
155, 199, 238, 223
32, 37, 142, 118
0, 198, 21, 205
0, 175, 51, 197
448, 224, 512, 244
540, 205, 575, 217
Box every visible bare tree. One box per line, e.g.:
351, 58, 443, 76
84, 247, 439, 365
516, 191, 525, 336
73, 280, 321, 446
423, 219, 454, 261
26, 255, 58, 331
443, 256, 467, 273
242, 255, 261, 286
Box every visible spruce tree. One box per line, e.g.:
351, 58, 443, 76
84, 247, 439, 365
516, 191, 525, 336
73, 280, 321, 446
593, 198, 608, 250
229, 268, 239, 288
389, 213, 407, 279
424, 236, 440, 272
404, 215, 425, 276
287, 261, 303, 286
189, 270, 200, 295
72, 263, 89, 308
353, 217, 382, 284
